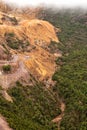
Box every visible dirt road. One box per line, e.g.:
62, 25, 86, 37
52, 101, 65, 130
0, 116, 12, 130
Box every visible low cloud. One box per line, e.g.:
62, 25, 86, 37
3, 0, 87, 8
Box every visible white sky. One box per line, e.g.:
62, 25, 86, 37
3, 0, 87, 8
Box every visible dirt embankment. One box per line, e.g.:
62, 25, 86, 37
0, 11, 60, 81
0, 116, 12, 130
0, 9, 61, 103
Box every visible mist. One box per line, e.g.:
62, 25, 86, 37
3, 0, 87, 8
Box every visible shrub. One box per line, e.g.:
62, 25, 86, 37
3, 64, 11, 72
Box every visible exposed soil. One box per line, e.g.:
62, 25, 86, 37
0, 116, 12, 130
1, 90, 13, 102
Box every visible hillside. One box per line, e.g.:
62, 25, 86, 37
0, 2, 61, 130
44, 8, 87, 130
0, 7, 60, 87
0, 1, 87, 130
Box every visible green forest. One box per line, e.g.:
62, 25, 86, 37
0, 80, 61, 130
44, 8, 87, 130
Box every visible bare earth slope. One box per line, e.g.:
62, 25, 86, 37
0, 10, 60, 84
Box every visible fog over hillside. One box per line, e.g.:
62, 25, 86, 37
3, 0, 87, 8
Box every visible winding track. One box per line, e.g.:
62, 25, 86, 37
0, 54, 29, 89
52, 101, 65, 130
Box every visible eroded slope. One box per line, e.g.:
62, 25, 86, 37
0, 10, 60, 90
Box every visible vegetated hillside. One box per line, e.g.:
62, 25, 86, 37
44, 8, 87, 130
0, 81, 61, 130
0, 3, 87, 130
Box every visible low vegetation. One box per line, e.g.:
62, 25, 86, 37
0, 81, 61, 130
3, 64, 11, 72
5, 32, 30, 50
44, 9, 87, 130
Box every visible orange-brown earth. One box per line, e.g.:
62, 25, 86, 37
0, 9, 60, 83
0, 115, 13, 130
